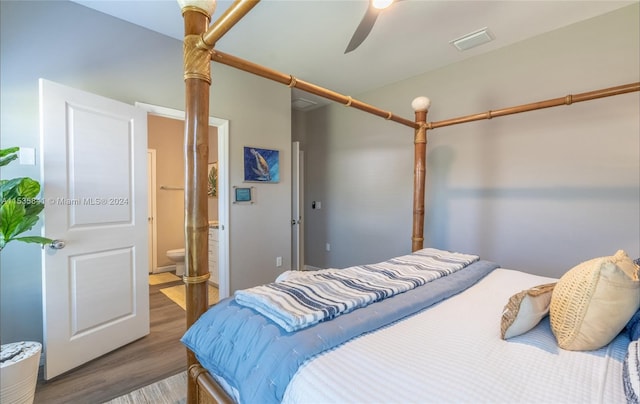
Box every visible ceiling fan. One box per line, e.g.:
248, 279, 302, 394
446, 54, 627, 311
344, 0, 404, 54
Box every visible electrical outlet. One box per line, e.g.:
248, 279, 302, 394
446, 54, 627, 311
326, 243, 331, 252
276, 256, 282, 267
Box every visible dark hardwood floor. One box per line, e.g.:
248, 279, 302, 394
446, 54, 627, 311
34, 278, 188, 403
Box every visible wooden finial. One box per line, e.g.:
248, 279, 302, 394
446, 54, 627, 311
412, 96, 431, 112
177, 0, 217, 16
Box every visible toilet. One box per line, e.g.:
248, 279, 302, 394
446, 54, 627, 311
166, 248, 185, 276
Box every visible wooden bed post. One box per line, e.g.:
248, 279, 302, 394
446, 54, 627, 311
178, 2, 260, 403
179, 1, 216, 402
411, 97, 431, 252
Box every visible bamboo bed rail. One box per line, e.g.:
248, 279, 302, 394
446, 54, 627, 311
211, 50, 417, 129
200, 0, 259, 48
427, 82, 640, 129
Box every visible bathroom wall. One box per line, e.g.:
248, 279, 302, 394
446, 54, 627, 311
148, 115, 219, 269
148, 115, 185, 268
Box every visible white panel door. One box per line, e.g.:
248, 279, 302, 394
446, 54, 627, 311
40, 79, 149, 380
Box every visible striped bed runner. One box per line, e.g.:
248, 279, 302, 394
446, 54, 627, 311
234, 248, 479, 331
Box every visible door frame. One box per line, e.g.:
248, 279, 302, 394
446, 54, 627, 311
291, 141, 304, 271
136, 102, 230, 299
147, 149, 158, 273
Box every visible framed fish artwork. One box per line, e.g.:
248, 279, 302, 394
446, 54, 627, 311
243, 146, 279, 183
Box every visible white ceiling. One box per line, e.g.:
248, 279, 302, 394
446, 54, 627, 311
72, 0, 634, 109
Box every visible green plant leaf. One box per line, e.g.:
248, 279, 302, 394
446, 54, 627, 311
17, 178, 40, 199
1, 199, 26, 242
12, 236, 52, 246
0, 147, 19, 158
10, 214, 39, 239
24, 201, 45, 217
0, 147, 19, 168
1, 177, 23, 198
0, 153, 18, 167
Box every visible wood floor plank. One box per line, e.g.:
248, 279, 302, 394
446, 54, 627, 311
34, 280, 188, 403
104, 371, 187, 404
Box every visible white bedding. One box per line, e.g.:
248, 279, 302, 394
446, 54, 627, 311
282, 268, 629, 403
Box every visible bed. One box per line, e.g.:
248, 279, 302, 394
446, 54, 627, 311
175, 1, 640, 403
182, 248, 639, 403
182, 249, 639, 404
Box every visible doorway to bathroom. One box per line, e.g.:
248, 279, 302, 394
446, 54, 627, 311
138, 102, 230, 300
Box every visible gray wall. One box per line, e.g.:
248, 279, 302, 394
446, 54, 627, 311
212, 63, 292, 290
303, 4, 639, 277
0, 1, 291, 344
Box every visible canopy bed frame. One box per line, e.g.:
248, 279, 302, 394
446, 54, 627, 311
177, 1, 639, 403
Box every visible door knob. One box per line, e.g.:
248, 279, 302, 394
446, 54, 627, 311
49, 240, 66, 250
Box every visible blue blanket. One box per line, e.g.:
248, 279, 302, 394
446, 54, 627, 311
182, 259, 498, 404
235, 248, 479, 332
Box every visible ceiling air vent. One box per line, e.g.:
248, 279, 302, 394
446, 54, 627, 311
291, 98, 318, 111
450, 27, 493, 51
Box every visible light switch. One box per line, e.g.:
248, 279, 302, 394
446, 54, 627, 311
19, 147, 35, 165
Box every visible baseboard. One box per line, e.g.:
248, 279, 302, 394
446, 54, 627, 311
303, 265, 322, 271
153, 265, 176, 274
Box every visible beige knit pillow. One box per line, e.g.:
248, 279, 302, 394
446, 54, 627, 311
550, 250, 640, 351
501, 283, 556, 339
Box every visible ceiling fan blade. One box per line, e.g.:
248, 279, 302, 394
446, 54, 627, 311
344, 5, 381, 54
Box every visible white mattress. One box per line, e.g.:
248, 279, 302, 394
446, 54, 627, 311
282, 268, 629, 404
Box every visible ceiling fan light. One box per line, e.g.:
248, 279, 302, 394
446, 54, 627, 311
372, 0, 394, 10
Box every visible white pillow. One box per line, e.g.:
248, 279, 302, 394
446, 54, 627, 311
501, 283, 556, 339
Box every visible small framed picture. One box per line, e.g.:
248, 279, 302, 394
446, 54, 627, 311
243, 146, 279, 183
234, 187, 252, 203
208, 162, 218, 198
